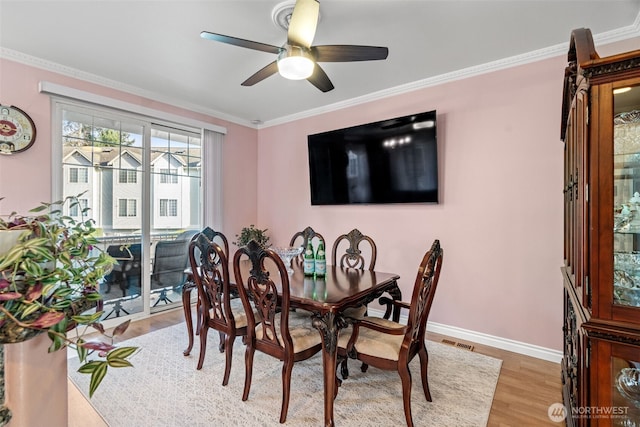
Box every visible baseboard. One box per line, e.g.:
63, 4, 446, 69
367, 307, 563, 363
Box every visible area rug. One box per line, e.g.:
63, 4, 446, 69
68, 323, 502, 426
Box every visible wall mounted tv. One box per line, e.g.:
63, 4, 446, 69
308, 110, 438, 205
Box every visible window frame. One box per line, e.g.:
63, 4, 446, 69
50, 95, 223, 327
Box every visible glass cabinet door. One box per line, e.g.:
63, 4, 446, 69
612, 354, 640, 425
613, 84, 640, 310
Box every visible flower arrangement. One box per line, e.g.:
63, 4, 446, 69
0, 194, 138, 397
233, 224, 270, 248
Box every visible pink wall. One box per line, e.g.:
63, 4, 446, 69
2, 35, 638, 355
0, 58, 258, 241
257, 55, 567, 351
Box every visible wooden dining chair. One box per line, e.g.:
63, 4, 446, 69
233, 240, 323, 424
332, 228, 377, 374
289, 226, 325, 263
331, 228, 377, 319
189, 231, 250, 386
183, 227, 230, 356
337, 239, 443, 427
194, 227, 232, 341
331, 228, 377, 271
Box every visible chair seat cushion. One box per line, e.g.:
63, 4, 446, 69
229, 297, 250, 328
255, 312, 322, 353
338, 316, 406, 361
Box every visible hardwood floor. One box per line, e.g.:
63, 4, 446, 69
69, 307, 563, 426
425, 330, 563, 426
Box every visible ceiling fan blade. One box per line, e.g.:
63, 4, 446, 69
200, 31, 281, 55
311, 45, 389, 62
287, 0, 319, 48
241, 61, 279, 86
307, 64, 334, 92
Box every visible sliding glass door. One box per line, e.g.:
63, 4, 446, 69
56, 101, 203, 323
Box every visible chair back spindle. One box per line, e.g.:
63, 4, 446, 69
289, 226, 325, 263
331, 228, 377, 270
235, 240, 292, 351
190, 232, 231, 328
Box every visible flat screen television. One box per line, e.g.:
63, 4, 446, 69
307, 110, 438, 205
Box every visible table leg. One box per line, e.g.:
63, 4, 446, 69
182, 281, 195, 356
312, 312, 348, 427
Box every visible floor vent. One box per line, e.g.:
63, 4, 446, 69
441, 339, 474, 352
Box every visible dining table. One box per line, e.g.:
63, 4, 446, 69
182, 259, 401, 427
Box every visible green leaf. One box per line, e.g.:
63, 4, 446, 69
29, 205, 48, 213
21, 302, 40, 318
107, 358, 133, 368
84, 292, 103, 302
71, 312, 102, 325
28, 246, 55, 261
76, 337, 88, 362
87, 362, 108, 398
77, 360, 103, 374
47, 329, 66, 352
58, 251, 72, 265
0, 249, 24, 271
53, 286, 74, 298
106, 346, 137, 361
51, 300, 72, 310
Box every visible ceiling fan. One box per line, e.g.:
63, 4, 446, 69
200, 0, 389, 92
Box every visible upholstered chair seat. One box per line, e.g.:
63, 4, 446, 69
255, 312, 322, 353
338, 317, 404, 360
337, 240, 444, 427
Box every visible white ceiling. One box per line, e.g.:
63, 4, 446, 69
1, 1, 639, 127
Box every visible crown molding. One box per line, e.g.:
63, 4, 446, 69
0, 47, 255, 128
2, 15, 639, 131
261, 19, 640, 128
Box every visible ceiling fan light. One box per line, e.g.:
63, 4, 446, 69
277, 46, 314, 80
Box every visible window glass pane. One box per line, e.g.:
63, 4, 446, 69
151, 125, 201, 233
60, 103, 207, 321
613, 85, 640, 308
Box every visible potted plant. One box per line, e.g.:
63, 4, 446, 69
233, 224, 270, 248
0, 194, 138, 398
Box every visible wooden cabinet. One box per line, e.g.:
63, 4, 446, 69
561, 28, 640, 426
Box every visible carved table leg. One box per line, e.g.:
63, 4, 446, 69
312, 312, 348, 427
182, 281, 196, 356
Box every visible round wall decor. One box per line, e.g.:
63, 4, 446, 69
0, 104, 36, 155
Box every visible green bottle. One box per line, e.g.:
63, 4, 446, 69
314, 240, 326, 277
303, 240, 315, 276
